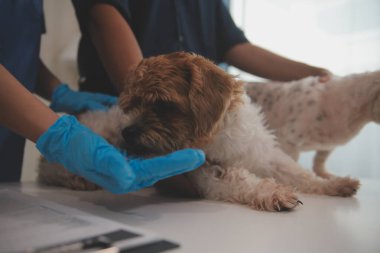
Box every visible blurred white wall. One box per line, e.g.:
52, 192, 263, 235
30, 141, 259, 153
230, 0, 380, 178
22, 1, 80, 181
40, 0, 80, 87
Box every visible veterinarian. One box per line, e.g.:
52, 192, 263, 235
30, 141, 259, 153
72, 0, 332, 95
0, 0, 206, 192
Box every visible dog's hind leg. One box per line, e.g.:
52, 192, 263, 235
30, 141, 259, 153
313, 150, 335, 178
258, 149, 360, 197
189, 164, 301, 211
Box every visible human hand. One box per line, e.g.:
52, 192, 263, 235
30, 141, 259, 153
314, 68, 333, 83
36, 116, 205, 194
50, 84, 117, 113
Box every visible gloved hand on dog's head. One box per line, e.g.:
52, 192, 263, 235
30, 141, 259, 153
36, 115, 205, 194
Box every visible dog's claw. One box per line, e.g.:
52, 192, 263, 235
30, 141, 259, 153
297, 200, 303, 205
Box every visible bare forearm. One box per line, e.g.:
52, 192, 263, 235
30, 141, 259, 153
89, 4, 143, 92
35, 59, 61, 100
224, 43, 327, 81
0, 65, 59, 142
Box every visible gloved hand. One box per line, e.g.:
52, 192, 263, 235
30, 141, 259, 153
50, 84, 118, 113
36, 115, 205, 194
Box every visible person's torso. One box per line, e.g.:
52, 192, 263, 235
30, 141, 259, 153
127, 0, 219, 59
0, 0, 45, 92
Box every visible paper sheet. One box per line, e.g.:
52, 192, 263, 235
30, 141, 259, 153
0, 189, 178, 253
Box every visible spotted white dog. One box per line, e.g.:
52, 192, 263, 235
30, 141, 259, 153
245, 70, 380, 178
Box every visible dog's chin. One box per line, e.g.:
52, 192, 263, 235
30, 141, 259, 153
123, 142, 168, 158
121, 126, 176, 157
121, 118, 201, 157
122, 130, 202, 199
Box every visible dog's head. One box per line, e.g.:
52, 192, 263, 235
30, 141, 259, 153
119, 52, 243, 156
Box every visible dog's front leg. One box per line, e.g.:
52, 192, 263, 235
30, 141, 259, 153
189, 164, 301, 212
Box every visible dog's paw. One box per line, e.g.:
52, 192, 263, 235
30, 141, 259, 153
252, 180, 302, 211
271, 186, 303, 211
325, 177, 360, 197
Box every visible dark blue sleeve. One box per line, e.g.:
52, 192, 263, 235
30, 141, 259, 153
72, 0, 131, 35
216, 1, 248, 57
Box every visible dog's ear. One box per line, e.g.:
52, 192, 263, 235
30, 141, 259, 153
118, 60, 151, 113
119, 71, 139, 113
187, 57, 236, 137
119, 56, 186, 112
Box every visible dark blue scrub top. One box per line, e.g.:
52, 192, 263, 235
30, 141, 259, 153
72, 0, 248, 95
0, 0, 45, 182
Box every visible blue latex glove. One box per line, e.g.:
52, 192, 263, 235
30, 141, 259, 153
36, 115, 205, 194
50, 84, 118, 113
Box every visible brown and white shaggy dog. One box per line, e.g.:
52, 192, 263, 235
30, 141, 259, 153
245, 70, 380, 179
38, 52, 360, 212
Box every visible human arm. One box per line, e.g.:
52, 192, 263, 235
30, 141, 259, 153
224, 42, 332, 82
0, 64, 58, 142
214, 2, 330, 82
87, 3, 143, 92
0, 64, 205, 193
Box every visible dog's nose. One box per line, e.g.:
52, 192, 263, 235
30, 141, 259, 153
122, 125, 140, 140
